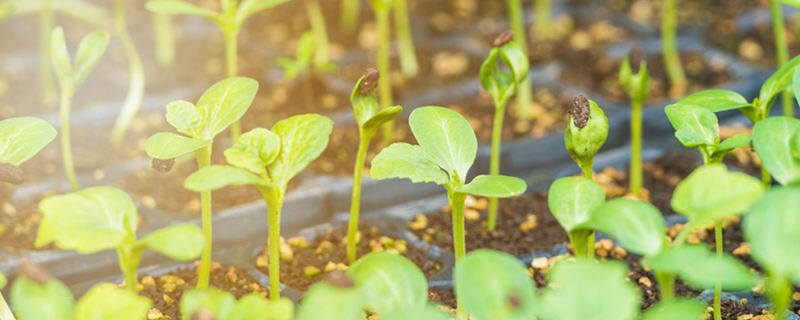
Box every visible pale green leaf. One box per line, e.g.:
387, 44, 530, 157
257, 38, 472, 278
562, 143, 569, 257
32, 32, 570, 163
455, 250, 537, 320
409, 106, 477, 181
165, 100, 202, 137
585, 198, 665, 257
716, 134, 751, 152
744, 187, 800, 283
236, 0, 291, 24
224, 128, 281, 175
142, 224, 204, 261
753, 117, 800, 185
547, 177, 605, 232
643, 245, 757, 291
454, 175, 527, 198
184, 165, 270, 192
363, 106, 403, 133
72, 31, 109, 88
673, 89, 751, 112
268, 114, 333, 186
145, 0, 217, 17
295, 282, 363, 320
0, 117, 57, 166
370, 143, 448, 185
760, 54, 800, 108
36, 187, 137, 253
640, 299, 706, 320
10, 277, 74, 320
380, 305, 451, 320
348, 252, 428, 315
145, 132, 211, 160
75, 284, 151, 320
565, 100, 609, 172
180, 288, 236, 320
665, 104, 719, 148
196, 77, 259, 139
671, 165, 764, 225
50, 27, 74, 91
351, 72, 381, 127
480, 49, 516, 107
229, 295, 294, 320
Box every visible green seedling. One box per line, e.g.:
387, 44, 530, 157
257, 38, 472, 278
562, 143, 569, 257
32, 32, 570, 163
35, 186, 205, 293
50, 26, 109, 191
455, 250, 536, 320
180, 287, 294, 320
153, 13, 175, 67
184, 113, 333, 298
368, 0, 419, 145
0, 117, 57, 184
504, 0, 535, 119
110, 0, 146, 143
620, 45, 649, 197
548, 177, 605, 259
275, 31, 337, 81
564, 95, 610, 179
481, 30, 530, 231
772, 0, 794, 117
146, 0, 290, 141
370, 106, 526, 317
10, 263, 151, 320
146, 77, 258, 289
662, 0, 687, 97
346, 69, 402, 263
753, 116, 800, 186
666, 103, 753, 165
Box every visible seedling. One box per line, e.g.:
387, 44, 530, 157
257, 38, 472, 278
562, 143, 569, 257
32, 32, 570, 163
481, 30, 530, 230
548, 177, 605, 259
180, 287, 294, 320
146, 77, 258, 288
619, 45, 649, 197
35, 186, 205, 293
368, 0, 419, 144
505, 0, 535, 119
275, 31, 337, 81
0, 117, 57, 184
184, 113, 333, 298
564, 95, 609, 179
345, 69, 402, 262
666, 103, 752, 165
146, 0, 290, 140
10, 263, 152, 320
661, 0, 687, 97
50, 26, 109, 191
110, 0, 146, 143
770, 0, 793, 117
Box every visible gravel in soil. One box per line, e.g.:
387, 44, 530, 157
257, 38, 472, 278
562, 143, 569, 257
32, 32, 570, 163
254, 223, 443, 292
139, 262, 267, 320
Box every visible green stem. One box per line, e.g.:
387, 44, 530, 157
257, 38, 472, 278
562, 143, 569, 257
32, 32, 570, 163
655, 272, 675, 302
116, 247, 142, 293
568, 229, 595, 259
153, 13, 175, 67
340, 0, 360, 32
662, 0, 687, 96
347, 132, 372, 263
767, 271, 792, 320
39, 0, 55, 105
261, 186, 285, 300
508, 0, 533, 119
581, 163, 593, 179
393, 0, 418, 77
195, 145, 213, 289
630, 99, 643, 196
534, 0, 552, 39
306, 0, 330, 68
770, 0, 793, 117
376, 9, 394, 146
60, 88, 78, 191
487, 103, 507, 231
713, 221, 722, 320
0, 292, 15, 320
224, 25, 242, 141
448, 187, 467, 320
112, 0, 146, 143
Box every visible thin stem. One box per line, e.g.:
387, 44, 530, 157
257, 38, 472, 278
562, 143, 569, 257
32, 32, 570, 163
581, 164, 593, 179
630, 99, 643, 196
224, 26, 242, 141
448, 187, 467, 320
534, 0, 552, 39
713, 221, 723, 320
672, 220, 695, 247
487, 103, 507, 231
195, 145, 213, 289
39, 0, 55, 105
0, 292, 15, 320
376, 9, 394, 146
153, 13, 175, 67
116, 247, 141, 293
393, 0, 419, 77
767, 272, 792, 320
112, 0, 146, 143
60, 88, 78, 191
568, 230, 594, 259
306, 0, 330, 68
655, 272, 675, 302
508, 0, 533, 119
662, 0, 687, 96
261, 186, 285, 300
340, 0, 360, 32
769, 0, 793, 117
347, 132, 372, 263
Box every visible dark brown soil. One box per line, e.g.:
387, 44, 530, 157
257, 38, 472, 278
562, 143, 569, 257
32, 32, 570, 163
613, 252, 701, 310
428, 286, 458, 309
139, 263, 268, 320
254, 223, 443, 291
706, 15, 800, 68
560, 52, 734, 103
712, 299, 771, 320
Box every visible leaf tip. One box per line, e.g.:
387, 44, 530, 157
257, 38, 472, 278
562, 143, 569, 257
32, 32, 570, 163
0, 163, 24, 184
359, 68, 380, 95
568, 95, 591, 129
492, 30, 514, 47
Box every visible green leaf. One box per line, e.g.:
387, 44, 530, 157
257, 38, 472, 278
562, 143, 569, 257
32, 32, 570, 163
363, 106, 403, 133
753, 117, 800, 185
0, 117, 57, 166
639, 299, 706, 320
665, 103, 719, 148
180, 288, 236, 320
744, 186, 800, 283
50, 27, 74, 92
236, 0, 291, 24
370, 143, 449, 185
367, 0, 391, 12
295, 282, 363, 320
716, 134, 751, 152
36, 187, 137, 253
409, 106, 477, 181
585, 198, 665, 257
72, 31, 109, 88
547, 177, 605, 232
643, 245, 757, 291
145, 0, 217, 17
10, 277, 75, 320
455, 250, 537, 320
224, 128, 281, 175
268, 114, 333, 186
541, 260, 640, 320
454, 174, 527, 198
229, 295, 294, 320
671, 165, 764, 225
196, 77, 259, 139
75, 284, 151, 320
184, 165, 270, 192
673, 89, 751, 112
51, 0, 110, 26
380, 304, 451, 320
565, 99, 609, 173
165, 100, 203, 138
141, 224, 204, 261
145, 132, 211, 160
760, 54, 800, 108
348, 252, 427, 315
480, 42, 530, 107
792, 129, 800, 160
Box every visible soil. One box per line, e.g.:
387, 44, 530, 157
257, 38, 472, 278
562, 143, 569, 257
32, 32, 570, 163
560, 52, 734, 103
706, 14, 800, 68
0, 191, 47, 255
139, 263, 268, 320
712, 299, 772, 320
587, 0, 764, 30
254, 223, 443, 291
407, 0, 508, 34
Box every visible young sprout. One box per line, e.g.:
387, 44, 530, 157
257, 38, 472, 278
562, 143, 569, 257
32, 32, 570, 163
455, 250, 536, 320
661, 0, 687, 97
275, 31, 337, 81
50, 26, 110, 191
146, 0, 290, 140
481, 30, 530, 231
505, 0, 535, 119
0, 117, 57, 184
184, 113, 333, 298
35, 186, 205, 293
180, 287, 294, 320
145, 77, 258, 288
564, 95, 609, 179
110, 0, 146, 143
665, 104, 752, 165
548, 177, 605, 259
153, 13, 175, 67
769, 0, 793, 117
619, 45, 649, 197
346, 69, 402, 262
10, 263, 152, 320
